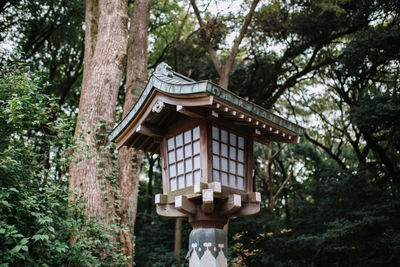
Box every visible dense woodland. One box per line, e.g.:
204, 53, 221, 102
1, 0, 399, 266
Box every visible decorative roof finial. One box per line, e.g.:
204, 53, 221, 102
155, 62, 173, 78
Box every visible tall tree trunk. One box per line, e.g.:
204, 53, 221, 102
174, 218, 182, 264
69, 0, 128, 242
117, 0, 152, 265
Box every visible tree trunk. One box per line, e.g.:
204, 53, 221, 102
117, 0, 152, 265
69, 0, 128, 242
174, 218, 182, 264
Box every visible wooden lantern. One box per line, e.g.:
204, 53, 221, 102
110, 62, 304, 229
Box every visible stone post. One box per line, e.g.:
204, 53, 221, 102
187, 228, 227, 267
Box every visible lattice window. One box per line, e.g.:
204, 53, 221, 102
167, 126, 201, 191
212, 126, 245, 190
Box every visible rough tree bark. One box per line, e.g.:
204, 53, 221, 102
190, 0, 260, 89
117, 0, 152, 265
69, 0, 128, 240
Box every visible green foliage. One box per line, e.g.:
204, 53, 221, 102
0, 63, 126, 266
230, 167, 400, 266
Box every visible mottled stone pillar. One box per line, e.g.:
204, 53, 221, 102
186, 228, 227, 267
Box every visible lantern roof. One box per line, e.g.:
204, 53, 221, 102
110, 63, 305, 152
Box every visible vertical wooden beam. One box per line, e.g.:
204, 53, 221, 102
160, 137, 169, 194
247, 134, 254, 192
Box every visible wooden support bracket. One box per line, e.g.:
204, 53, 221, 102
177, 105, 205, 119
136, 124, 163, 138
156, 204, 188, 218
231, 202, 260, 217
219, 194, 241, 215
246, 192, 261, 203
155, 194, 168, 204
175, 195, 196, 215
201, 189, 214, 214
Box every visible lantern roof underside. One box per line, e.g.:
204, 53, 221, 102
110, 63, 305, 153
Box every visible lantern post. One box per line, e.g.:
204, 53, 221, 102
110, 63, 305, 266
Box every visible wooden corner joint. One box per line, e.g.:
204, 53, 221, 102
201, 189, 214, 214
207, 182, 221, 193
246, 192, 261, 203
175, 195, 196, 215
194, 182, 208, 194
155, 194, 168, 204
219, 194, 242, 215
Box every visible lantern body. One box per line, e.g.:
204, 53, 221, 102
160, 120, 254, 198
110, 62, 304, 225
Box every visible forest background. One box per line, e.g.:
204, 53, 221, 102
0, 0, 399, 266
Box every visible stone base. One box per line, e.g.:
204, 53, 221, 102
187, 228, 227, 267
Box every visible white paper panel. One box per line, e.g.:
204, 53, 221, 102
178, 175, 184, 189
193, 126, 200, 140
176, 147, 183, 161
175, 133, 183, 147
221, 144, 228, 157
238, 136, 244, 149
193, 140, 200, 154
169, 164, 176, 177
229, 160, 236, 173
238, 177, 244, 189
186, 173, 193, 186
194, 170, 201, 184
229, 146, 236, 160
221, 172, 228, 186
168, 137, 174, 150
212, 126, 219, 140
184, 144, 192, 158
221, 129, 228, 143
238, 163, 244, 176
212, 140, 219, 154
213, 155, 220, 169
193, 155, 201, 169
168, 151, 175, 163
184, 130, 191, 144
221, 158, 228, 171
238, 149, 244, 162
177, 161, 184, 175
213, 170, 219, 182
229, 175, 236, 187
230, 133, 236, 146
185, 158, 192, 172
170, 178, 177, 191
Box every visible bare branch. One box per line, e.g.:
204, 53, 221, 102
224, 0, 260, 73
272, 156, 294, 202
190, 0, 223, 73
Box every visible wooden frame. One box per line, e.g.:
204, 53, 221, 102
161, 116, 255, 196
206, 119, 252, 193
162, 119, 204, 194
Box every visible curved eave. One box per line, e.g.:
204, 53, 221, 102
110, 72, 305, 144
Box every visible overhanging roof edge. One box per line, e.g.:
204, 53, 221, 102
204, 82, 305, 135
109, 74, 209, 142
109, 63, 305, 143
